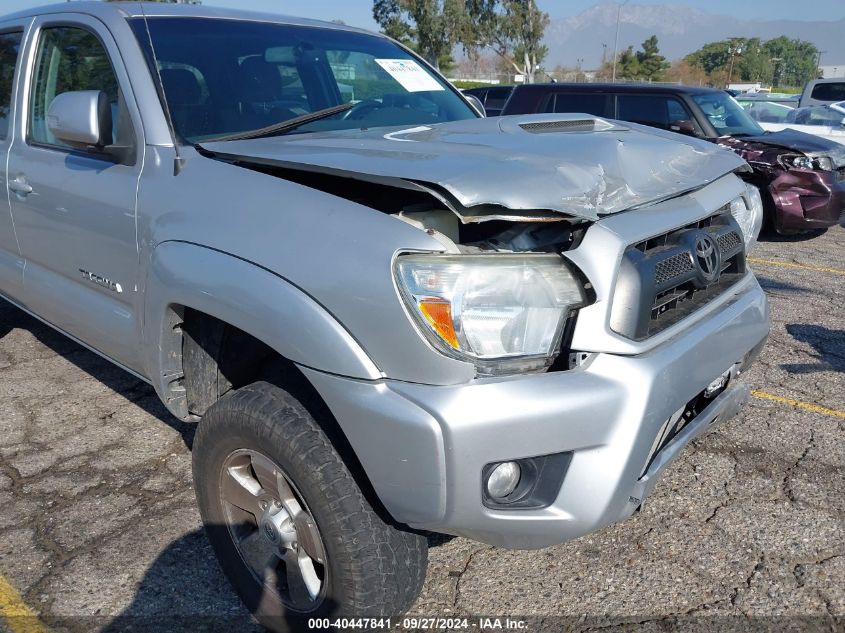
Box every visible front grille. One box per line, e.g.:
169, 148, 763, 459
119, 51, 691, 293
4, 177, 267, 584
654, 252, 694, 285
717, 230, 743, 254
610, 209, 747, 340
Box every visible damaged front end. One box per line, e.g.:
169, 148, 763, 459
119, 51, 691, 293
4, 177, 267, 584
717, 132, 845, 233
197, 113, 751, 258
199, 113, 749, 225
197, 114, 754, 376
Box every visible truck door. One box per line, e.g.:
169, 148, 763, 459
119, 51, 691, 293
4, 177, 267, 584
7, 15, 145, 372
0, 24, 25, 300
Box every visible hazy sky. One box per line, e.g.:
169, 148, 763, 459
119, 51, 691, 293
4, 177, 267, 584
3, 0, 843, 29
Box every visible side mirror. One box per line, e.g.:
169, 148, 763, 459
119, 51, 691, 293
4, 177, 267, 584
669, 119, 697, 136
47, 90, 113, 150
464, 93, 486, 118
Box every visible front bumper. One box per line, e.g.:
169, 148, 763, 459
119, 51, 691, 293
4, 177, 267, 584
769, 168, 845, 232
302, 275, 769, 549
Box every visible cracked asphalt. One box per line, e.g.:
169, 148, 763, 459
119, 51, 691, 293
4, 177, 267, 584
0, 226, 843, 633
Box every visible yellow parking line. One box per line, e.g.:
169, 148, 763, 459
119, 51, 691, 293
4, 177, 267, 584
0, 575, 49, 633
747, 257, 845, 276
752, 390, 845, 420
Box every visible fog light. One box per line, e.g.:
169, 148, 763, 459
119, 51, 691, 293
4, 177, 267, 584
486, 461, 521, 499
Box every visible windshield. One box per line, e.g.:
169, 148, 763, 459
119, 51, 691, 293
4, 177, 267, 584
692, 92, 763, 137
130, 17, 476, 143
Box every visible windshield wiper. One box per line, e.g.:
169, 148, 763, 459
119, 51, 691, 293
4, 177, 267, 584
202, 102, 355, 143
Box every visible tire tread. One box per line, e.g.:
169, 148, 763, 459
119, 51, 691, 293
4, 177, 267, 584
193, 381, 427, 619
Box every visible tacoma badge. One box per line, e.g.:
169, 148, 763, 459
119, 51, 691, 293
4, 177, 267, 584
79, 269, 123, 294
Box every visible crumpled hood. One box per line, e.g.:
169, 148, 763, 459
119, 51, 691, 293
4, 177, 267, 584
201, 114, 747, 221
743, 128, 845, 169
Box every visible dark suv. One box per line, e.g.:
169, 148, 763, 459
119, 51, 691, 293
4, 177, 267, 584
502, 83, 845, 234
463, 85, 515, 117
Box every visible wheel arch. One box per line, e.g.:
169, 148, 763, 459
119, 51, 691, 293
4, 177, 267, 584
142, 240, 381, 420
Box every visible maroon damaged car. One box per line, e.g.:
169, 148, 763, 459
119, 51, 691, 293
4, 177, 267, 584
501, 84, 845, 234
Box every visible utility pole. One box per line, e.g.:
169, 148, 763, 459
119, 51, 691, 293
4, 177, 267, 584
611, 0, 630, 82
771, 57, 783, 88
726, 41, 743, 87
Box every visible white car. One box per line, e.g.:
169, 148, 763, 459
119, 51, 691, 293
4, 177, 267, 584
740, 98, 796, 124
757, 101, 845, 146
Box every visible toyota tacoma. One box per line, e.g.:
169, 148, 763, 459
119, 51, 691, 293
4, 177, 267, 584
0, 3, 769, 630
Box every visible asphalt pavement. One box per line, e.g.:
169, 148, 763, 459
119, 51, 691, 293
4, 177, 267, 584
0, 225, 842, 633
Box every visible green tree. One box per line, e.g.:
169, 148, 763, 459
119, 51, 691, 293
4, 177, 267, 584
686, 35, 818, 89
735, 38, 773, 84
616, 46, 639, 80
686, 40, 731, 75
635, 35, 669, 81
459, 0, 549, 83
372, 0, 415, 44
372, 0, 463, 71
763, 36, 818, 88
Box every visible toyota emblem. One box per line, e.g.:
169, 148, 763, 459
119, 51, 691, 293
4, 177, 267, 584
694, 234, 721, 283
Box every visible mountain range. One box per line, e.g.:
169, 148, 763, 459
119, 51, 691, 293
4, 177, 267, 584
544, 3, 845, 69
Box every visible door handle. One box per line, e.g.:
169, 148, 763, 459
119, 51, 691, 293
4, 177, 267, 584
9, 177, 33, 196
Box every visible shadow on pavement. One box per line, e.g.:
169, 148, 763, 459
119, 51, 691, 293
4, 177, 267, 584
757, 227, 827, 243
425, 531, 456, 548
0, 299, 195, 449
1, 299, 440, 631
95, 524, 349, 633
783, 324, 845, 374
87, 527, 262, 633
754, 275, 807, 294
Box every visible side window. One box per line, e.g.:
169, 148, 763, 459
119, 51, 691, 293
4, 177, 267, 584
666, 98, 691, 122
544, 93, 610, 117
159, 61, 210, 103
617, 94, 675, 130
29, 26, 130, 150
465, 89, 487, 104
0, 31, 23, 140
484, 87, 511, 110
811, 82, 845, 102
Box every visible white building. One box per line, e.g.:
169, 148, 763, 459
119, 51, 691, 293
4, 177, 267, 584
728, 82, 765, 93
820, 65, 845, 79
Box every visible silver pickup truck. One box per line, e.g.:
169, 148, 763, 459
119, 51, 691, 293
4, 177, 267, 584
0, 2, 769, 629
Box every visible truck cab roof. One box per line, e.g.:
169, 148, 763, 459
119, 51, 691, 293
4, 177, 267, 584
1, 1, 375, 37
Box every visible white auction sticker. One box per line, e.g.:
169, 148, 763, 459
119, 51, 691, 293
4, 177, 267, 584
374, 59, 445, 93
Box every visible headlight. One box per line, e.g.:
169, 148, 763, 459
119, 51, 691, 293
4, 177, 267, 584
814, 156, 834, 171
777, 153, 833, 171
395, 254, 587, 375
730, 183, 764, 252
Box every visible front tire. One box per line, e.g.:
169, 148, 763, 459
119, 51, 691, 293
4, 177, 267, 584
192, 381, 427, 631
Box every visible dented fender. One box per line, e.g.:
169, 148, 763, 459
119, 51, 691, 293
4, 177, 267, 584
142, 241, 381, 417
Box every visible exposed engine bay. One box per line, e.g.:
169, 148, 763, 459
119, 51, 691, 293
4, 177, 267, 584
208, 157, 588, 255
394, 207, 585, 255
